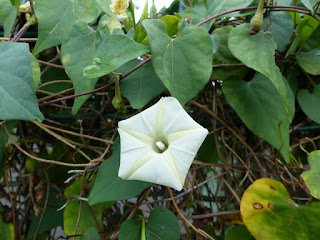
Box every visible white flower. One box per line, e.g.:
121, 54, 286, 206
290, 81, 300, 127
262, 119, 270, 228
110, 0, 130, 19
118, 97, 208, 191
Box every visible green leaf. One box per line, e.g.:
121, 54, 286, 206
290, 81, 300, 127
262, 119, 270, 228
117, 59, 166, 109
0, 42, 44, 121
301, 0, 318, 12
119, 206, 180, 240
225, 226, 253, 240
82, 36, 150, 79
211, 34, 219, 54
197, 135, 219, 164
222, 73, 292, 163
27, 191, 64, 239
95, 0, 113, 15
0, 121, 16, 177
31, 54, 40, 91
286, 16, 319, 56
118, 219, 142, 240
228, 23, 291, 119
80, 227, 100, 240
145, 206, 180, 240
33, 0, 101, 55
301, 150, 320, 199
0, 206, 14, 240
263, 12, 294, 52
0, 0, 17, 37
212, 26, 248, 81
298, 85, 320, 124
296, 27, 320, 75
61, 21, 104, 115
160, 15, 182, 38
241, 178, 320, 240
88, 137, 152, 205
143, 19, 213, 105
63, 177, 112, 235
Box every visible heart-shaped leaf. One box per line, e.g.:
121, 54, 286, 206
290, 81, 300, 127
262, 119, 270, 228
0, 0, 17, 37
301, 150, 320, 199
143, 19, 213, 105
222, 73, 292, 162
228, 24, 292, 119
241, 178, 320, 240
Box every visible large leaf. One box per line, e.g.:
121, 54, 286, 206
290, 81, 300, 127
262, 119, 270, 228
63, 177, 112, 235
263, 11, 294, 52
33, 0, 101, 55
88, 138, 152, 205
117, 59, 166, 109
228, 24, 291, 119
298, 84, 320, 124
119, 206, 180, 240
296, 28, 320, 75
142, 19, 213, 105
211, 26, 248, 81
80, 227, 100, 240
0, 42, 44, 121
241, 178, 320, 240
222, 73, 292, 162
0, 0, 17, 37
0, 206, 14, 240
301, 150, 320, 199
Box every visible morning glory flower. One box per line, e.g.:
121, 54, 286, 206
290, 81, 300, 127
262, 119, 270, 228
118, 97, 208, 191
110, 0, 130, 19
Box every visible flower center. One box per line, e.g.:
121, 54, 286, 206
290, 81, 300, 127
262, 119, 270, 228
153, 137, 168, 153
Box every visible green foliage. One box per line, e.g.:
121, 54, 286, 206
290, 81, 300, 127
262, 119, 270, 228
298, 84, 320, 124
222, 73, 292, 162
88, 138, 152, 205
118, 59, 166, 109
0, 205, 14, 240
119, 206, 180, 240
241, 178, 320, 240
80, 227, 100, 240
143, 19, 213, 105
225, 226, 253, 240
228, 24, 292, 119
301, 150, 320, 199
0, 0, 17, 37
0, 42, 44, 121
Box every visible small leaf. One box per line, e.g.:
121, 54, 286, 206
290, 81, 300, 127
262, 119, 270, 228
33, 0, 101, 55
301, 150, 320, 199
228, 23, 291, 119
298, 84, 320, 124
88, 137, 152, 205
222, 73, 292, 162
241, 178, 320, 240
31, 54, 40, 91
118, 219, 142, 240
160, 15, 182, 38
0, 42, 44, 121
145, 206, 180, 240
143, 19, 213, 105
197, 135, 219, 164
118, 206, 180, 240
117, 59, 166, 109
0, 121, 16, 177
0, 0, 17, 37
